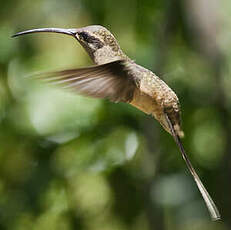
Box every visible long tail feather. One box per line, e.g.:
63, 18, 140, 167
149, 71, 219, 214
165, 114, 221, 221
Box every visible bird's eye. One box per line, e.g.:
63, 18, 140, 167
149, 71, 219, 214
78, 32, 104, 49
78, 32, 90, 42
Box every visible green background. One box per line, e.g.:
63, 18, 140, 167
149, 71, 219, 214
0, 0, 230, 229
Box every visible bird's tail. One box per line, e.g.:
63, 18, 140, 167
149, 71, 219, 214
165, 114, 221, 221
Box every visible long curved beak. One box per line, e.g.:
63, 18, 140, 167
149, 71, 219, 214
12, 28, 80, 38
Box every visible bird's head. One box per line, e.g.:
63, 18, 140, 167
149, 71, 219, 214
12, 25, 126, 64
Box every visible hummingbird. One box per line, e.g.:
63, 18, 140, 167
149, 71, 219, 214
12, 25, 220, 220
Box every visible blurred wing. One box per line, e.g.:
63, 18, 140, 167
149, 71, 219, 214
36, 60, 136, 103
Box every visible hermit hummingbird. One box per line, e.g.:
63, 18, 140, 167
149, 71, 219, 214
12, 25, 220, 220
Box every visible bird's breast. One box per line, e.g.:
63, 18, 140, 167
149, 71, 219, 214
129, 73, 184, 137
129, 88, 163, 118
125, 63, 184, 136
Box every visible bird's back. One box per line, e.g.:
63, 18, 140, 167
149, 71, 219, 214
127, 62, 183, 137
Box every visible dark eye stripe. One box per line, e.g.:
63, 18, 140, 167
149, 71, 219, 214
78, 32, 90, 41
78, 32, 104, 49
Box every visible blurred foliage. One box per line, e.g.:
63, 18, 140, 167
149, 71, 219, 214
0, 0, 231, 229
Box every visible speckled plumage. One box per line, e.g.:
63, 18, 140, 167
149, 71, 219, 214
12, 25, 220, 220
73, 25, 184, 136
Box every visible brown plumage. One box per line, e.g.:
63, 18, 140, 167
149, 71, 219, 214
39, 60, 136, 103
12, 25, 220, 220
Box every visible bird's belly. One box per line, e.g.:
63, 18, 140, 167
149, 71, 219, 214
129, 89, 162, 117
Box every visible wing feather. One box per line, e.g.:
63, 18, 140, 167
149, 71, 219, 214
36, 60, 136, 103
